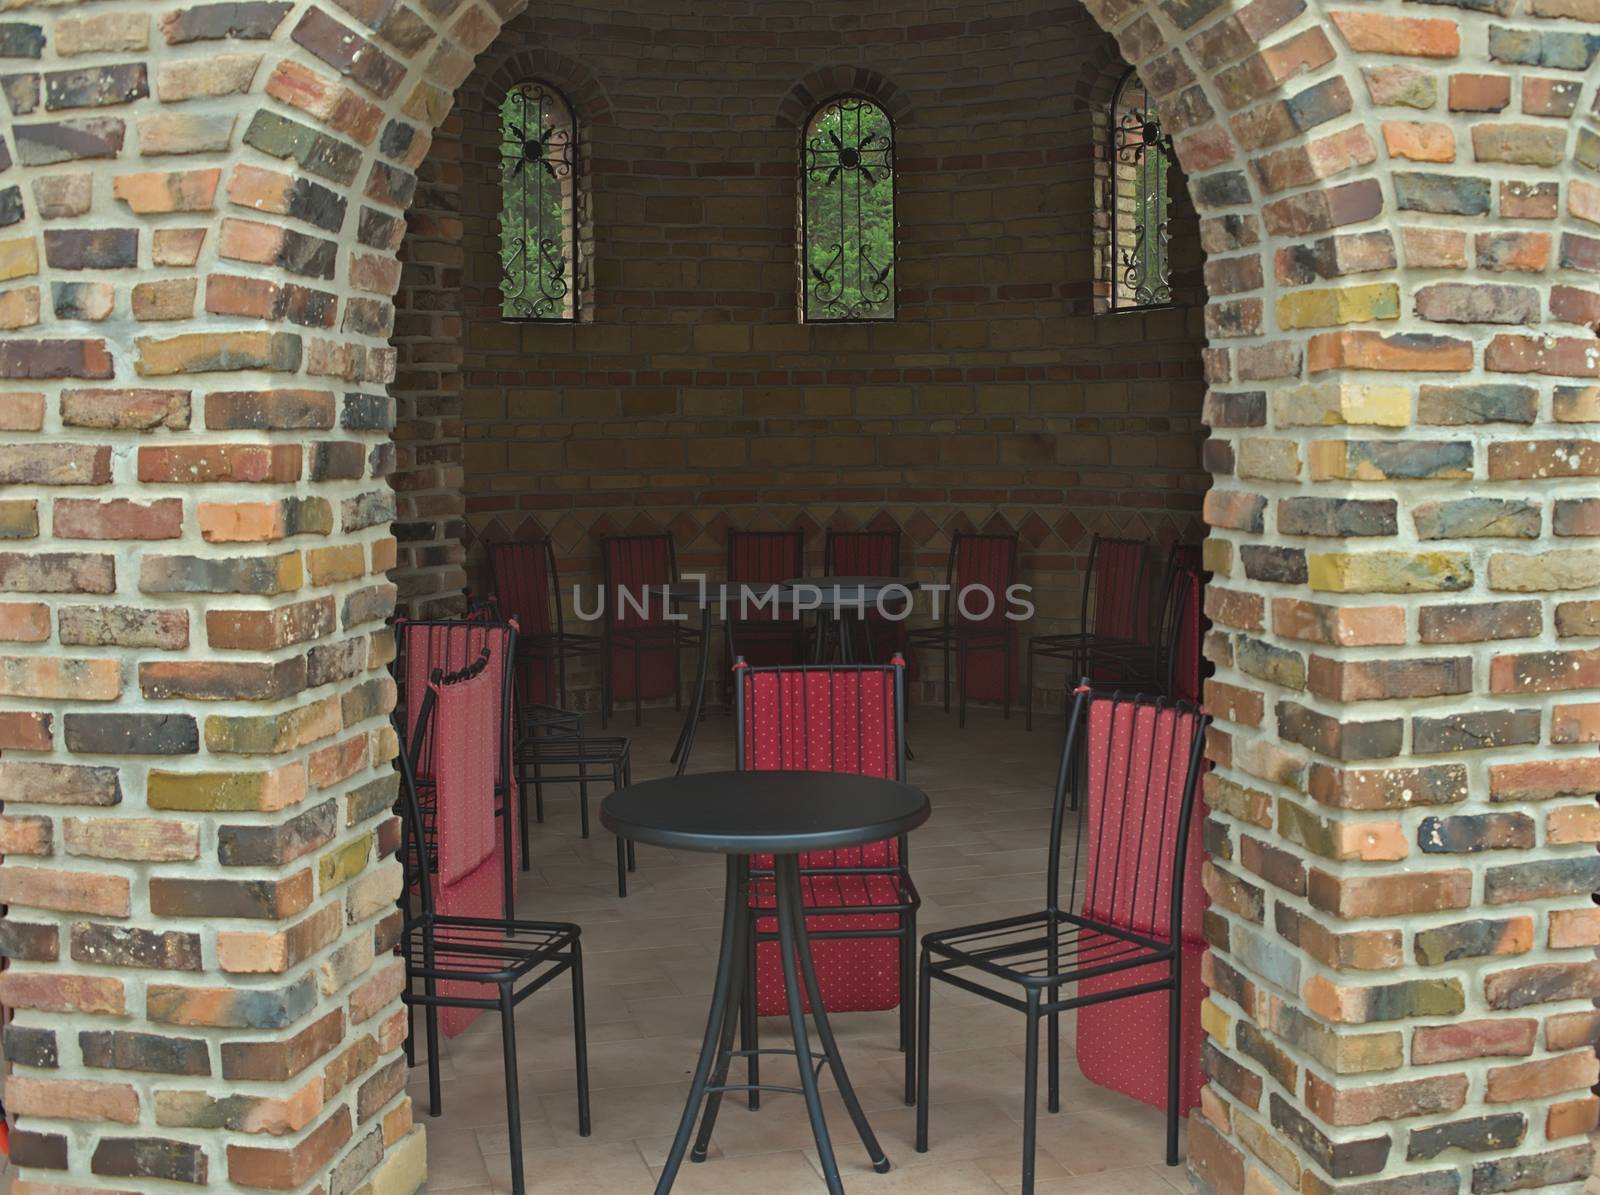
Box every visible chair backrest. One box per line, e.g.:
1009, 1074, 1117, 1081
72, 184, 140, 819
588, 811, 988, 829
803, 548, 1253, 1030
735, 656, 907, 871
490, 539, 560, 637
1049, 685, 1210, 943
727, 529, 804, 586
734, 657, 906, 781
601, 533, 675, 630
395, 647, 497, 918
824, 528, 901, 577
1165, 568, 1205, 704
947, 531, 1018, 628
396, 619, 516, 788
1079, 534, 1150, 642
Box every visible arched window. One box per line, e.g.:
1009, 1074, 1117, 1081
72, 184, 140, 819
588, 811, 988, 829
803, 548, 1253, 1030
499, 80, 576, 320
801, 96, 895, 322
1106, 68, 1171, 310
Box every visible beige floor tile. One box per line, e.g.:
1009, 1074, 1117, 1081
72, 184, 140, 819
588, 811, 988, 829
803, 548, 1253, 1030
407, 708, 1190, 1193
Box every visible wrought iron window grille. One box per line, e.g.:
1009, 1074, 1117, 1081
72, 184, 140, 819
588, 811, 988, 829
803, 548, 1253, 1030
1106, 67, 1173, 312
500, 80, 577, 321
801, 95, 896, 322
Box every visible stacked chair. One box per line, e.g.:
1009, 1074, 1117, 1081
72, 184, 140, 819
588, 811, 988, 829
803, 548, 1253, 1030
725, 528, 808, 670
600, 532, 700, 728
906, 530, 1020, 726
393, 650, 590, 1195
731, 655, 921, 1109
916, 684, 1211, 1193
489, 538, 599, 710
823, 527, 907, 665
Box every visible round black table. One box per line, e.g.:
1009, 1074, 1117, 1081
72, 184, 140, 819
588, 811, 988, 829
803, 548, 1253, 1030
780, 576, 915, 664
602, 771, 931, 1195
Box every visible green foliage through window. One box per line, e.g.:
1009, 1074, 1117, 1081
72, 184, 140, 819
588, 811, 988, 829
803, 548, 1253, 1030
1109, 69, 1171, 310
803, 97, 895, 321
499, 82, 575, 320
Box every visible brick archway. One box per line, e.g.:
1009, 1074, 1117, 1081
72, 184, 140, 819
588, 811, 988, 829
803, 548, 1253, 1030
0, 4, 1595, 1195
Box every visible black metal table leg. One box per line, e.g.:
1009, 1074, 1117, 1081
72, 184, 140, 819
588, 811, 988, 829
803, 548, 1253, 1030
671, 606, 713, 774
654, 856, 745, 1195
778, 854, 891, 1173
691, 857, 752, 1160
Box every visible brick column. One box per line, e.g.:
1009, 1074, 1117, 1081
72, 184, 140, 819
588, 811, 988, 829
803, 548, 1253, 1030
1073, 0, 1600, 1192
0, 1, 513, 1190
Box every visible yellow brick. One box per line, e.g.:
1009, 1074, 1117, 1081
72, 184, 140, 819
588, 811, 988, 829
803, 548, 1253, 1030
1275, 383, 1411, 428
1200, 997, 1232, 1043
1309, 551, 1472, 594
0, 237, 39, 282
1276, 283, 1401, 330
1237, 438, 1302, 481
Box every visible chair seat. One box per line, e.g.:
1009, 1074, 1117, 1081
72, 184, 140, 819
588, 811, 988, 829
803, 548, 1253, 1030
515, 735, 630, 765
749, 870, 910, 916
519, 630, 601, 654
404, 913, 578, 986
924, 909, 1174, 992
521, 703, 582, 735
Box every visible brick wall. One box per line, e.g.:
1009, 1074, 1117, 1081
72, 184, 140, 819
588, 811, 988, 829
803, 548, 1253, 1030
392, 2, 1213, 711
0, 1, 1595, 1194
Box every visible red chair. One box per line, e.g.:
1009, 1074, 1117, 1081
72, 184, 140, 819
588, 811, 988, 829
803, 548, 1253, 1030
725, 529, 807, 669
906, 530, 1019, 726
396, 618, 520, 919
917, 686, 1211, 1191
394, 656, 590, 1195
1168, 565, 1206, 704
600, 533, 698, 728
825, 527, 909, 666
1025, 534, 1151, 729
489, 538, 599, 710
734, 656, 920, 1106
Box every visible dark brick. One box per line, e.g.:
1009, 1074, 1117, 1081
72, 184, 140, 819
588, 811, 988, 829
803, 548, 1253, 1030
0, 183, 23, 225
242, 110, 363, 185
1242, 544, 1307, 584
62, 713, 198, 755
149, 873, 311, 920
1472, 1144, 1593, 1193
71, 922, 203, 971
7, 1129, 67, 1170
44, 64, 148, 111
1418, 383, 1537, 426
160, 2, 294, 43
1201, 1037, 1262, 1108
0, 23, 44, 58
1280, 497, 1397, 537
1417, 813, 1535, 854
1271, 1092, 1390, 1178
1279, 701, 1402, 761
1395, 172, 1492, 215
43, 228, 138, 270
0, 919, 59, 961
308, 440, 366, 481
1415, 917, 1531, 966
1236, 1020, 1297, 1091
1194, 171, 1251, 208
3, 1023, 57, 1068
1485, 856, 1600, 904
14, 117, 124, 165
218, 799, 337, 867
92, 1136, 208, 1185
1409, 1113, 1525, 1160
1413, 709, 1541, 754
80, 1029, 211, 1075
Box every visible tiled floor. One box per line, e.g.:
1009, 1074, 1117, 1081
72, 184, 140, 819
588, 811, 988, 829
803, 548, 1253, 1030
0, 706, 1197, 1195
407, 705, 1198, 1194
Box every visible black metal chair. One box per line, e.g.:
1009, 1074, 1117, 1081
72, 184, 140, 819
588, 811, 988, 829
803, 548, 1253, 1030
394, 652, 590, 1195
905, 530, 1019, 727
513, 731, 636, 897
730, 655, 921, 1115
490, 538, 600, 712
599, 532, 701, 728
1025, 534, 1151, 730
1082, 547, 1202, 698
916, 683, 1210, 1193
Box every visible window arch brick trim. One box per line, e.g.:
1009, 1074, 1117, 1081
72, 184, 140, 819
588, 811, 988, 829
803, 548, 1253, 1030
776, 65, 911, 130
469, 46, 613, 126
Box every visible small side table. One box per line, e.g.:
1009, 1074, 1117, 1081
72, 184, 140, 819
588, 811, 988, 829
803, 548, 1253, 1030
602, 770, 931, 1195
